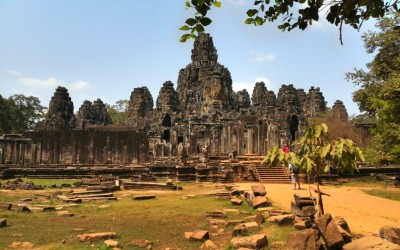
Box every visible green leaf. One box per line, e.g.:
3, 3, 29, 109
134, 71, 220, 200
180, 34, 192, 43
195, 24, 205, 32
245, 18, 254, 24
247, 9, 258, 17
319, 144, 331, 158
185, 18, 197, 26
200, 17, 212, 26
179, 25, 191, 31
185, 1, 191, 7
213, 1, 222, 7
255, 16, 264, 25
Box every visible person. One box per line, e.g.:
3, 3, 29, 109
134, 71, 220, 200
289, 163, 301, 190
283, 145, 289, 153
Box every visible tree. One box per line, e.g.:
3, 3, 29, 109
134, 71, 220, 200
180, 0, 399, 44
105, 100, 129, 125
263, 123, 364, 215
0, 94, 47, 135
346, 11, 400, 164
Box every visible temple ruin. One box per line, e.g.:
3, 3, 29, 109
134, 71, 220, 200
0, 33, 348, 182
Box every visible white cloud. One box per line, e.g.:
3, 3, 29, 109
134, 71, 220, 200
17, 76, 61, 89
6, 69, 22, 76
14, 73, 93, 91
249, 51, 276, 63
70, 80, 91, 90
233, 77, 276, 94
233, 81, 255, 92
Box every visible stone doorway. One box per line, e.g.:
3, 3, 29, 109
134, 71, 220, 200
290, 115, 299, 141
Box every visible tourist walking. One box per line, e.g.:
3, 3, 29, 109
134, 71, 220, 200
288, 163, 301, 190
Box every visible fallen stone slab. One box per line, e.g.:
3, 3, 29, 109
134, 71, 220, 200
315, 213, 344, 250
231, 197, 243, 206
226, 220, 245, 227
379, 226, 400, 245
268, 209, 288, 216
287, 228, 318, 250
104, 239, 119, 247
80, 197, 117, 202
78, 232, 117, 242
70, 192, 114, 199
343, 236, 400, 250
190, 230, 210, 242
8, 242, 34, 249
208, 218, 227, 226
223, 208, 239, 213
35, 193, 51, 199
268, 214, 295, 226
230, 190, 241, 197
206, 210, 227, 218
57, 211, 74, 217
0, 218, 6, 227
201, 239, 217, 249
338, 226, 352, 243
216, 192, 231, 199
129, 239, 152, 248
230, 234, 268, 249
243, 221, 259, 230
251, 183, 267, 196
132, 195, 156, 200
333, 216, 351, 234
251, 196, 269, 209
294, 194, 315, 209
0, 202, 12, 210
57, 195, 82, 203
17, 206, 31, 212
257, 206, 274, 212
33, 205, 56, 211
232, 224, 247, 236
291, 202, 316, 217
254, 213, 265, 225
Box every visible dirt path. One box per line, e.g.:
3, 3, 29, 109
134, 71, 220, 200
239, 183, 400, 236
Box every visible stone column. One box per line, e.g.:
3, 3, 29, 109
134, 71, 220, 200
247, 129, 253, 154
12, 142, 18, 164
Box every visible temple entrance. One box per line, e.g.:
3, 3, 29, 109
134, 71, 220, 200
162, 114, 172, 142
290, 115, 299, 140
162, 114, 171, 127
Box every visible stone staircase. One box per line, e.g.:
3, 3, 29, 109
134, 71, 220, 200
255, 165, 291, 183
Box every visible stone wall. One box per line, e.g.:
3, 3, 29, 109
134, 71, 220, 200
0, 129, 148, 165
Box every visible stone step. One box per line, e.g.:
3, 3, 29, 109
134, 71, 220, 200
255, 166, 290, 184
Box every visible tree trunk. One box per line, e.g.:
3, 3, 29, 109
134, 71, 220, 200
316, 166, 324, 215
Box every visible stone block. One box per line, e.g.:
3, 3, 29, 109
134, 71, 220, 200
379, 226, 400, 245
267, 214, 295, 226
190, 230, 209, 242
315, 213, 344, 249
230, 234, 268, 249
286, 229, 317, 250
231, 197, 243, 206
78, 232, 117, 242
128, 239, 152, 248
0, 218, 6, 227
251, 183, 267, 196
343, 236, 400, 250
201, 239, 217, 249
251, 196, 269, 209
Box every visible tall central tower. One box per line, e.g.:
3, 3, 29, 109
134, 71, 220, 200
176, 33, 236, 116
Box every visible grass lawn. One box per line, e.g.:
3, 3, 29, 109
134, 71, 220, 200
363, 188, 400, 202
0, 183, 294, 250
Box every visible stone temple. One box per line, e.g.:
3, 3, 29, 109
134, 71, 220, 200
0, 33, 348, 182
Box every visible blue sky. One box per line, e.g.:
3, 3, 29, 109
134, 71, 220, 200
0, 0, 376, 116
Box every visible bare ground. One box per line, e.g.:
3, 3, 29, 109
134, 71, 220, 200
239, 183, 400, 236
